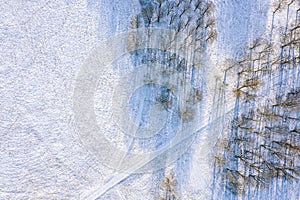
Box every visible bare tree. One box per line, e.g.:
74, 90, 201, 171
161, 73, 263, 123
161, 173, 178, 200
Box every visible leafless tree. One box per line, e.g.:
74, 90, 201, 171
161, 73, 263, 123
178, 106, 195, 122
206, 29, 217, 43
161, 173, 178, 200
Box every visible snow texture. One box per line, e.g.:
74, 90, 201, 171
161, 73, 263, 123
0, 0, 299, 200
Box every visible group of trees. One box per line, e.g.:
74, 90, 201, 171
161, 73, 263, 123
212, 1, 300, 199
131, 0, 216, 42
128, 0, 216, 123
126, 1, 217, 199
127, 0, 299, 199
213, 90, 299, 195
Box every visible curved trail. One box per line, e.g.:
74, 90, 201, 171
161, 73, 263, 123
81, 104, 233, 200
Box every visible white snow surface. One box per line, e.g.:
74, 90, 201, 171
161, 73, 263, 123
1, 0, 294, 199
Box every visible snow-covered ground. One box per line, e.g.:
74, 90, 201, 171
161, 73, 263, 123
0, 0, 299, 199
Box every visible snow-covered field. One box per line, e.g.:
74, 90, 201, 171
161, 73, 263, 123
0, 0, 299, 199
